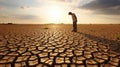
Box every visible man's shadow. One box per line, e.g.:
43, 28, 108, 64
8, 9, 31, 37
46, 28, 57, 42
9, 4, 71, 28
77, 32, 120, 54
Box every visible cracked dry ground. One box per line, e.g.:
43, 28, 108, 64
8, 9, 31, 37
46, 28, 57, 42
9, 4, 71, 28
0, 25, 120, 67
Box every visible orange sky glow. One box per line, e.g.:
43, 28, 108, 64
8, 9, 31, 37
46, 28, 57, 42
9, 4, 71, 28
0, 0, 120, 24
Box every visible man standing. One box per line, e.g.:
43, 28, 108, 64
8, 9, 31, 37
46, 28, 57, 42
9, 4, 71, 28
68, 12, 77, 32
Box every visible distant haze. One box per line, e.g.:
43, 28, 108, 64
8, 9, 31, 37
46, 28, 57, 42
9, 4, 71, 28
0, 0, 120, 24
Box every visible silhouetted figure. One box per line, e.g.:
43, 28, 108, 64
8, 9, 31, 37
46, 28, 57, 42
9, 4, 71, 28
68, 12, 77, 32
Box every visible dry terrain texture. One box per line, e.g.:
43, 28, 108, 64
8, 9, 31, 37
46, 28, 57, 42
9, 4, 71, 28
0, 24, 120, 67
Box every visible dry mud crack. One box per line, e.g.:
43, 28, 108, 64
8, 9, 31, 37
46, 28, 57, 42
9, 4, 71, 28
0, 25, 120, 67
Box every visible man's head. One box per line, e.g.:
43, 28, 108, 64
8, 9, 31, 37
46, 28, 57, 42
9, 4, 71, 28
68, 12, 72, 15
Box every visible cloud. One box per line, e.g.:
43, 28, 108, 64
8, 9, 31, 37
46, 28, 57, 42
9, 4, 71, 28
80, 0, 120, 15
20, 6, 30, 9
43, 0, 78, 3
0, 15, 8, 19
20, 6, 25, 9
15, 14, 38, 20
0, 7, 3, 9
0, 0, 42, 9
0, 14, 38, 20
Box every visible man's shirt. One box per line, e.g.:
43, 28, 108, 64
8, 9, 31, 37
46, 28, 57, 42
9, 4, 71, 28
71, 13, 77, 22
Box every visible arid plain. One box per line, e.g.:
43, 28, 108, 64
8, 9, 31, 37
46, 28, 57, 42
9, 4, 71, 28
0, 24, 120, 67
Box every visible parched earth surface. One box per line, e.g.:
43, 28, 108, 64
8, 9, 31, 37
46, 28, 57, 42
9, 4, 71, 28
0, 24, 120, 67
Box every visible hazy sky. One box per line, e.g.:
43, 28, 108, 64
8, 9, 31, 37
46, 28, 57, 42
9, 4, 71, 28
0, 0, 120, 24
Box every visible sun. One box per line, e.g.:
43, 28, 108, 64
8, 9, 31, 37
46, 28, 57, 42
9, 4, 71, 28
48, 6, 63, 23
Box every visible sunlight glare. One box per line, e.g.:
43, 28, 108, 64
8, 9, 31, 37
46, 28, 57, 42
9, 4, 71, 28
48, 6, 63, 23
